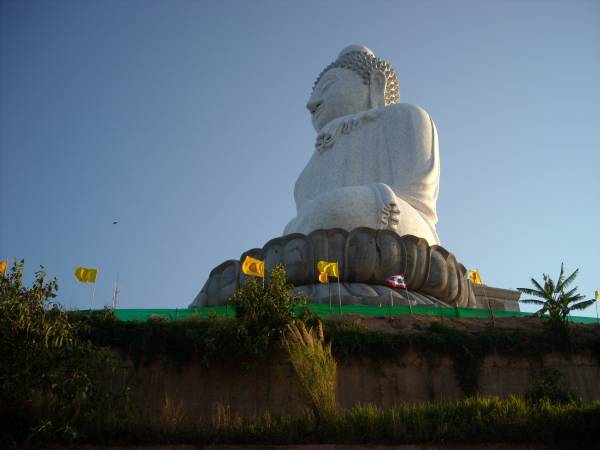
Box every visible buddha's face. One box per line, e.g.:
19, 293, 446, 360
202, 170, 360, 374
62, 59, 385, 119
307, 68, 370, 132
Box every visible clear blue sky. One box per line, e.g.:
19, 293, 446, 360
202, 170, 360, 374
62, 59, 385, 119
1, 0, 599, 315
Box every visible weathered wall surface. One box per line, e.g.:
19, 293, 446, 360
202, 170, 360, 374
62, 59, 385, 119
120, 350, 600, 418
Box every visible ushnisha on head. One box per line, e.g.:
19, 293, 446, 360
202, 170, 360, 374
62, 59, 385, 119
307, 45, 400, 132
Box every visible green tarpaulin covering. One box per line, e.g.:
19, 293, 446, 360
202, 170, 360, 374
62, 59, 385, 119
79, 305, 599, 325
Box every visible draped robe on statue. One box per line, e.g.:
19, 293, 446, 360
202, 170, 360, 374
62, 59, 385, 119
284, 103, 441, 246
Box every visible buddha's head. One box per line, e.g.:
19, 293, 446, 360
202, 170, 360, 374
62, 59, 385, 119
307, 45, 400, 132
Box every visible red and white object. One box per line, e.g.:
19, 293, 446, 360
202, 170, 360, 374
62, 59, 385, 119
385, 274, 407, 289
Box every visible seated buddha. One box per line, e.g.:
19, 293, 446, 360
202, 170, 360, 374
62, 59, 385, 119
284, 45, 441, 246
190, 45, 479, 308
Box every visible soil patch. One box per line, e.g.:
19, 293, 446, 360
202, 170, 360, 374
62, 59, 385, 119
329, 314, 599, 336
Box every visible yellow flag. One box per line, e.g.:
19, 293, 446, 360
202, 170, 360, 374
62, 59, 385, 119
0, 260, 7, 276
242, 255, 265, 278
75, 267, 97, 283
468, 269, 483, 285
318, 271, 329, 284
595, 290, 599, 300
317, 260, 339, 278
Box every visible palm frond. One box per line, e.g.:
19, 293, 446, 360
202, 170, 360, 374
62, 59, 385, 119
569, 299, 596, 311
561, 286, 579, 299
546, 275, 556, 295
517, 287, 548, 299
519, 298, 546, 305
564, 294, 585, 304
530, 277, 546, 294
555, 263, 566, 291
558, 268, 579, 292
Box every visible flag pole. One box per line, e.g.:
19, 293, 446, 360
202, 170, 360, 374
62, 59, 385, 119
112, 273, 120, 309
337, 277, 342, 315
112, 280, 116, 309
482, 282, 494, 326
487, 299, 495, 327
336, 261, 342, 315
91, 281, 96, 311
328, 280, 332, 314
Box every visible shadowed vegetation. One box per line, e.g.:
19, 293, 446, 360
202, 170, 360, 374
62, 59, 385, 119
0, 261, 127, 446
37, 397, 600, 446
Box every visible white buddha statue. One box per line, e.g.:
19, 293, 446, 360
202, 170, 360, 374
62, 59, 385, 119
284, 45, 440, 246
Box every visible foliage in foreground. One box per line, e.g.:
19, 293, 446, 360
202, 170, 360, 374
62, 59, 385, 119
231, 264, 316, 357
41, 396, 600, 446
525, 368, 577, 405
518, 263, 596, 325
0, 261, 127, 444
283, 321, 337, 422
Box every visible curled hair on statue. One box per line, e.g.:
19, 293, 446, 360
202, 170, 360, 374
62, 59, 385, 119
313, 48, 400, 106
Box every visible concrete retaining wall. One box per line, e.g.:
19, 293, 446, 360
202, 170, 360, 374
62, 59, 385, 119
121, 350, 600, 418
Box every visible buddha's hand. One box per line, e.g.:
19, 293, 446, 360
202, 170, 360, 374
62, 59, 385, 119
380, 203, 401, 229
366, 183, 403, 231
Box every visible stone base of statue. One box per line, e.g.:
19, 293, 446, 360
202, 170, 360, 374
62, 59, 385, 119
470, 284, 521, 312
190, 228, 520, 310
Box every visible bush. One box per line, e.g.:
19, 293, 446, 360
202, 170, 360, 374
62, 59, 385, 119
0, 261, 126, 444
231, 264, 313, 356
525, 368, 577, 405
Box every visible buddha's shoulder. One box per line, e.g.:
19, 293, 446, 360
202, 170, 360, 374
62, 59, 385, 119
326, 104, 435, 133
351, 104, 434, 134
378, 103, 433, 123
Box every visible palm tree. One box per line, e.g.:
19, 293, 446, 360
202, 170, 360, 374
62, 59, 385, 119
518, 263, 596, 323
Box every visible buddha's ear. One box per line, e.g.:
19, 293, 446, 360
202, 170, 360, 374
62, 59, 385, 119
369, 70, 386, 108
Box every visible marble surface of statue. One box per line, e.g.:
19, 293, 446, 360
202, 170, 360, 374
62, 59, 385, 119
189, 44, 518, 310
284, 45, 440, 246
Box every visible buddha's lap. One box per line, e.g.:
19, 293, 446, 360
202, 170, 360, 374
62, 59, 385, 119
285, 184, 437, 244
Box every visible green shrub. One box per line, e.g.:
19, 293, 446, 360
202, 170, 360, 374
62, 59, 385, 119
525, 368, 577, 405
74, 309, 251, 369
0, 261, 126, 444
231, 264, 312, 357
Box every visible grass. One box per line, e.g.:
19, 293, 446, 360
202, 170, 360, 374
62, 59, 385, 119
57, 397, 600, 446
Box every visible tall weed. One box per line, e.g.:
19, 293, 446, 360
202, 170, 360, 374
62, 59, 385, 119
283, 321, 337, 422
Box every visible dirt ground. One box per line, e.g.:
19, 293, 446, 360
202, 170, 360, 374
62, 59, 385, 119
328, 314, 600, 338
